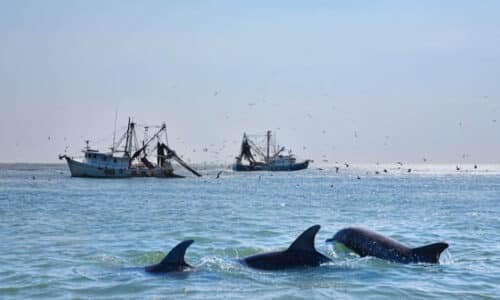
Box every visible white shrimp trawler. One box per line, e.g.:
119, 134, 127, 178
59, 118, 201, 178
233, 130, 311, 172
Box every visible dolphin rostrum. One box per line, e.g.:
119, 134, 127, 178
242, 225, 331, 270
144, 240, 194, 273
326, 227, 448, 264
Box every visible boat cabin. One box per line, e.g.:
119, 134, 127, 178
83, 150, 129, 169
271, 155, 297, 166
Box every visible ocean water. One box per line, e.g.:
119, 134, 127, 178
1, 163, 499, 299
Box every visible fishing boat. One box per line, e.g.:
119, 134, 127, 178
233, 130, 311, 171
59, 118, 201, 178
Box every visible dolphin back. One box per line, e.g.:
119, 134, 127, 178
145, 240, 194, 273
243, 225, 331, 270
287, 224, 331, 264
327, 227, 448, 264
410, 242, 449, 264
288, 225, 321, 252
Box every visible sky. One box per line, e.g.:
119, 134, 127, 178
0, 0, 499, 164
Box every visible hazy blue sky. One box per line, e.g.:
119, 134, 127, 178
1, 1, 499, 164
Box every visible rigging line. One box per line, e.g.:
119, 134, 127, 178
112, 108, 118, 152
84, 124, 128, 147
133, 127, 139, 153
114, 131, 127, 151
134, 122, 163, 128
246, 139, 266, 158
132, 125, 167, 157
163, 123, 169, 146
88, 131, 115, 145
146, 143, 158, 156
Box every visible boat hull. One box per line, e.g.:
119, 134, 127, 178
232, 160, 310, 172
64, 157, 178, 178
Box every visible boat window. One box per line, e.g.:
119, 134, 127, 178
114, 159, 117, 163
103, 157, 106, 161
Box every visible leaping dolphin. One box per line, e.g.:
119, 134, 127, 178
242, 225, 331, 270
326, 227, 448, 264
145, 240, 194, 273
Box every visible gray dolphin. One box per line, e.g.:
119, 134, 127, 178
326, 227, 448, 264
242, 225, 331, 270
144, 240, 194, 273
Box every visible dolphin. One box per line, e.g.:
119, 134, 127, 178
242, 225, 331, 270
144, 240, 194, 273
326, 227, 448, 264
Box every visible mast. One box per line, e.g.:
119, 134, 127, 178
124, 117, 131, 157
266, 130, 271, 162
143, 126, 149, 152
128, 121, 135, 157
162, 122, 168, 146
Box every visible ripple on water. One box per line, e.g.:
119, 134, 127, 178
1, 165, 500, 299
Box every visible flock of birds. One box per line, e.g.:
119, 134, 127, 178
31, 91, 498, 170
312, 160, 483, 182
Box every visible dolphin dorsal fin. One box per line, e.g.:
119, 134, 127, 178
159, 240, 194, 267
411, 242, 449, 263
287, 225, 321, 252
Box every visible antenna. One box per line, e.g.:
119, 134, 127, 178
111, 108, 118, 153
